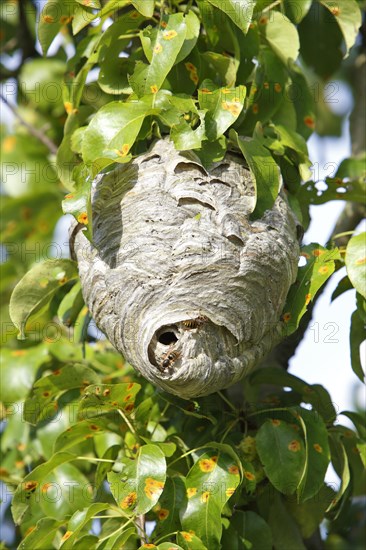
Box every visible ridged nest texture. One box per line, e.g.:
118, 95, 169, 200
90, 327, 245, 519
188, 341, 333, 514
74, 138, 300, 398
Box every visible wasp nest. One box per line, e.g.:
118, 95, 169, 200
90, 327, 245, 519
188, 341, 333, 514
73, 138, 300, 398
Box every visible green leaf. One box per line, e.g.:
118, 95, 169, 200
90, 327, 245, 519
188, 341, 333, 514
35, 401, 81, 460
97, 11, 147, 95
255, 122, 311, 181
296, 408, 331, 502
318, 0, 362, 55
53, 418, 113, 452
9, 259, 79, 339
256, 418, 306, 495
95, 445, 120, 489
153, 477, 186, 540
284, 0, 312, 23
282, 244, 340, 335
205, 0, 255, 33
198, 84, 246, 140
163, 48, 201, 95
39, 462, 93, 521
20, 58, 66, 114
238, 46, 289, 134
288, 63, 316, 140
340, 410, 366, 440
132, 0, 154, 17
175, 10, 200, 64
0, 346, 49, 403
96, 525, 136, 549
336, 154, 366, 179
154, 91, 198, 127
285, 484, 335, 539
38, 0, 75, 55
331, 275, 353, 301
57, 282, 85, 327
260, 11, 300, 64
78, 382, 141, 419
11, 452, 76, 524
108, 444, 166, 515
24, 364, 101, 425
200, 51, 238, 88
18, 518, 65, 550
62, 164, 93, 240
81, 98, 155, 172
221, 510, 272, 550
72, 536, 99, 549
194, 136, 227, 170
72, 3, 97, 34
139, 13, 188, 95
75, 0, 100, 6
241, 459, 257, 494
170, 110, 206, 150
259, 489, 306, 550
327, 433, 351, 511
249, 367, 338, 423
350, 309, 365, 382
345, 233, 366, 299
60, 503, 108, 549
357, 443, 366, 468
298, 2, 344, 77
181, 448, 241, 548
176, 532, 207, 549
233, 130, 280, 218
157, 545, 184, 550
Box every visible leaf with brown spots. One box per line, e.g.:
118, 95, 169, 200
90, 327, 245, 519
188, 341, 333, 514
108, 444, 166, 516
23, 365, 100, 425
9, 259, 79, 340
181, 445, 241, 548
256, 419, 306, 495
78, 383, 141, 420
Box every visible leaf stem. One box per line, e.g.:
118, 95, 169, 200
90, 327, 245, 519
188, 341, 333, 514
116, 33, 141, 39
260, 0, 282, 14
97, 517, 134, 543
333, 230, 355, 240
168, 444, 208, 467
118, 408, 136, 435
136, 514, 147, 545
220, 418, 240, 443
150, 402, 170, 439
76, 456, 116, 463
246, 406, 294, 419
154, 531, 179, 545
218, 391, 237, 412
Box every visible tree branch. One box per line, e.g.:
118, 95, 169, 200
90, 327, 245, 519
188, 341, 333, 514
18, 0, 38, 62
0, 93, 58, 155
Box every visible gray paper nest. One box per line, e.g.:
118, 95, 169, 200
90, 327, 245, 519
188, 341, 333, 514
74, 138, 300, 398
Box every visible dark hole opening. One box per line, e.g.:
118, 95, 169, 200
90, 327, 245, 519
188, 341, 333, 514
158, 331, 178, 346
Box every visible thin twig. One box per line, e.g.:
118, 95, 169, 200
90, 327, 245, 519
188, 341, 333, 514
218, 390, 238, 412
260, 0, 282, 14
118, 408, 136, 435
220, 418, 240, 443
76, 456, 116, 463
136, 515, 147, 545
0, 92, 58, 155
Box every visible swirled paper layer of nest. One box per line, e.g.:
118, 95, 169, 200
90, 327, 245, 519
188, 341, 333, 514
74, 139, 300, 398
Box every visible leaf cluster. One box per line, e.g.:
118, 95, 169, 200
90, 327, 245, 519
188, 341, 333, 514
1, 337, 365, 549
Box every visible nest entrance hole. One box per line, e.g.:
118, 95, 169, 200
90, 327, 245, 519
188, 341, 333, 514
157, 329, 178, 346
